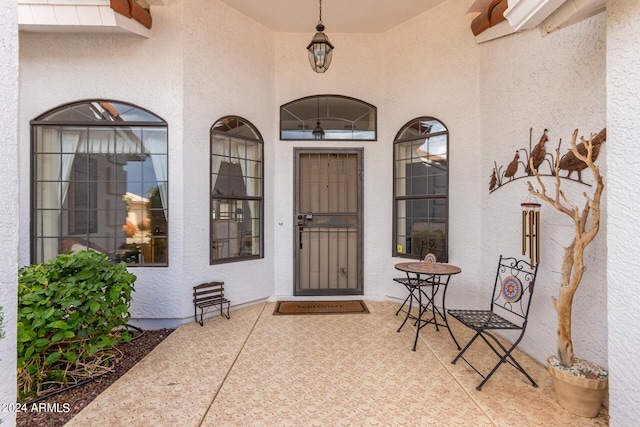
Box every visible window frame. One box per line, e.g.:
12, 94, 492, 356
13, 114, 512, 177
280, 95, 377, 141
30, 99, 169, 267
210, 116, 264, 264
392, 117, 449, 261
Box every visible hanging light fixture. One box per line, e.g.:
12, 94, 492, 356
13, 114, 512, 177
307, 0, 334, 73
312, 97, 324, 139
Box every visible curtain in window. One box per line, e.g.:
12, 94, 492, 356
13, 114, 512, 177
37, 128, 81, 260
142, 128, 168, 220
234, 139, 260, 198
211, 135, 228, 179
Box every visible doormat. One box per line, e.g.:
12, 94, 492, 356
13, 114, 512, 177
273, 300, 369, 315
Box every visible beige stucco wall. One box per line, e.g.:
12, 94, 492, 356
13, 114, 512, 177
478, 12, 608, 368
180, 0, 276, 309
17, 2, 188, 327
607, 0, 640, 422
0, 1, 19, 425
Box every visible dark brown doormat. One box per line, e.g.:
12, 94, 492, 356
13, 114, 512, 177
273, 300, 369, 315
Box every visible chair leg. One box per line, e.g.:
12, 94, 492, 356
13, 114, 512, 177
451, 330, 482, 365
475, 333, 537, 390
397, 286, 416, 333
440, 291, 461, 350
222, 300, 230, 319
395, 292, 412, 316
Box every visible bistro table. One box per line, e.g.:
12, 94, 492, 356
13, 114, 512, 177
394, 261, 461, 351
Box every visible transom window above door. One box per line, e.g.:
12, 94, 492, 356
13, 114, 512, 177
280, 95, 377, 141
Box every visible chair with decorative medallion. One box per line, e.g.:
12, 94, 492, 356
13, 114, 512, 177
448, 255, 538, 390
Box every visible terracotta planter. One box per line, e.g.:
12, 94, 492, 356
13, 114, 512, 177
547, 356, 608, 418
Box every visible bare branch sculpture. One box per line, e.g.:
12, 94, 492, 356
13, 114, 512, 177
527, 128, 606, 367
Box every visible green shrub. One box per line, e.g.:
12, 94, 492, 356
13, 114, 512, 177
17, 250, 136, 401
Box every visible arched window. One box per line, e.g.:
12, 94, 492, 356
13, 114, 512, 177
393, 117, 449, 261
31, 100, 168, 266
280, 95, 376, 140
211, 116, 263, 263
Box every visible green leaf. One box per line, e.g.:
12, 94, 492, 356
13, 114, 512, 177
51, 331, 64, 342
47, 320, 68, 329
90, 301, 100, 313
34, 338, 50, 348
63, 330, 75, 339
43, 307, 56, 319
24, 346, 35, 359
18, 331, 34, 342
64, 352, 78, 363
75, 270, 95, 281
45, 352, 62, 365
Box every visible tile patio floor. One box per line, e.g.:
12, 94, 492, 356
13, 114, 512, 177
65, 301, 609, 426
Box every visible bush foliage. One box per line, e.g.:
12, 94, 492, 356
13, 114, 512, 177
17, 250, 136, 401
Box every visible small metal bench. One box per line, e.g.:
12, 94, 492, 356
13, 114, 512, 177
193, 281, 230, 326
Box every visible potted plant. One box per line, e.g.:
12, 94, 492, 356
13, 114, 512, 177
527, 128, 608, 417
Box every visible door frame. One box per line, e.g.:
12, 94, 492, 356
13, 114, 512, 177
293, 147, 364, 296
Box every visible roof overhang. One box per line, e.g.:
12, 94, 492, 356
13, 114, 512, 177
18, 0, 151, 37
468, 0, 605, 43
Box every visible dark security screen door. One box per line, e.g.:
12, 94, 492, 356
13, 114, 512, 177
294, 149, 363, 295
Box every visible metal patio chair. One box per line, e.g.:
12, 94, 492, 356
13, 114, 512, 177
448, 255, 538, 390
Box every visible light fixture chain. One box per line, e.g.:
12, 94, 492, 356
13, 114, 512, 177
319, 0, 323, 23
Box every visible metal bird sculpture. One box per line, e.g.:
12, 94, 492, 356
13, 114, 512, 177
526, 129, 548, 175
489, 169, 498, 191
558, 128, 606, 182
504, 152, 519, 181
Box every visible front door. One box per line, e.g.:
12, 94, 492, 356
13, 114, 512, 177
294, 149, 363, 296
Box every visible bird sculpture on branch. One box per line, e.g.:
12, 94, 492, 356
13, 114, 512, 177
558, 128, 606, 182
526, 129, 548, 175
504, 151, 519, 181
489, 169, 498, 191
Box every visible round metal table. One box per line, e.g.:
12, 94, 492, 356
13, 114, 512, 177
394, 261, 461, 351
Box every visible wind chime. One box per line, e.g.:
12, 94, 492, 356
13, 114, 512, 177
521, 200, 541, 265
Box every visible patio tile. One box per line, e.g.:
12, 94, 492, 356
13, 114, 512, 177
65, 301, 608, 426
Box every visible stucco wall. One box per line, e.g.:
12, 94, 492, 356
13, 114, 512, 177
18, 3, 188, 327
607, 0, 640, 422
180, 0, 276, 312
0, 1, 19, 424
380, 0, 483, 305
477, 12, 608, 369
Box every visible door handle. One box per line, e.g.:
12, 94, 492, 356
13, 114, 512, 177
297, 215, 304, 249
299, 226, 303, 249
